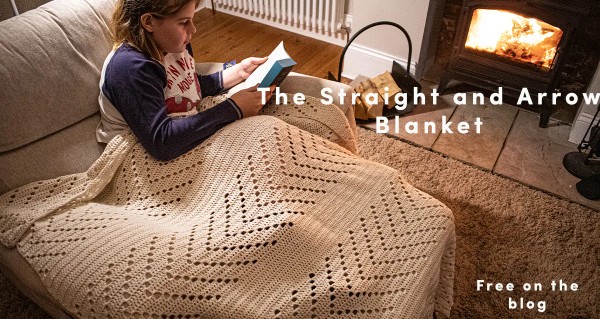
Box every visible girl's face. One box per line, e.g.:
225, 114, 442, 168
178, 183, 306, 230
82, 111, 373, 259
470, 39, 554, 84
143, 1, 197, 54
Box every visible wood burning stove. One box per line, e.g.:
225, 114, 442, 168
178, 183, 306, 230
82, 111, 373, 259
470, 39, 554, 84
438, 0, 591, 127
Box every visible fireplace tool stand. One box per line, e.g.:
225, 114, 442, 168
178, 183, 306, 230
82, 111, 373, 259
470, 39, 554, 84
563, 103, 600, 199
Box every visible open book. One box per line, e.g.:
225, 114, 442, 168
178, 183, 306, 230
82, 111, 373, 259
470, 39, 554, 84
226, 42, 296, 97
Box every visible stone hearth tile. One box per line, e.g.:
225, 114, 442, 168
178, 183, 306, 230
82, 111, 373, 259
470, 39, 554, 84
412, 82, 456, 116
494, 110, 600, 211
432, 99, 519, 170
361, 107, 457, 148
361, 82, 456, 148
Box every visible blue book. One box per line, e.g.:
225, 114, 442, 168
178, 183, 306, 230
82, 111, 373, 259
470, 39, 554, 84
226, 42, 297, 97
259, 58, 296, 88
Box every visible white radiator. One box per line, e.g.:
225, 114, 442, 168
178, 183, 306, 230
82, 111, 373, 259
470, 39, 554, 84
215, 0, 346, 35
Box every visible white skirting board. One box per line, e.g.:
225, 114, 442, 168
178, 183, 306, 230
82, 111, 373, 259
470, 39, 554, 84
569, 61, 600, 144
569, 112, 599, 144
340, 44, 417, 81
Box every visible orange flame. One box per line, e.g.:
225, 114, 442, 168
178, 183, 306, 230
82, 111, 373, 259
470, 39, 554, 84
465, 9, 563, 69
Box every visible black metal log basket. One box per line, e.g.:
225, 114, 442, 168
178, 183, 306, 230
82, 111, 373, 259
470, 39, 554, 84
328, 21, 422, 120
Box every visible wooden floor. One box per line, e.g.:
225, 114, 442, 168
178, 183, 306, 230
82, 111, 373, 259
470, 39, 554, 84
191, 8, 343, 79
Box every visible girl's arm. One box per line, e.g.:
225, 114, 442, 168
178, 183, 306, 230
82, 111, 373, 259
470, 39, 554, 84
197, 71, 224, 96
188, 43, 264, 95
197, 57, 267, 96
104, 52, 242, 161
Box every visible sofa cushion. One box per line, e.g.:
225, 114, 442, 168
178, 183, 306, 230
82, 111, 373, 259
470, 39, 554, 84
0, 0, 114, 153
0, 114, 105, 194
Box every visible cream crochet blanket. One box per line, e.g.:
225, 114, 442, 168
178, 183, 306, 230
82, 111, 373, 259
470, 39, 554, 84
0, 96, 455, 318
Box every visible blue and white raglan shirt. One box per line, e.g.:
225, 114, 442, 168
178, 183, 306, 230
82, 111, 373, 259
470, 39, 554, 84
96, 43, 242, 161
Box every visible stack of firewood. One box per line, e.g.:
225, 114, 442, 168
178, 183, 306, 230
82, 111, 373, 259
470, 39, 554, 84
351, 71, 402, 120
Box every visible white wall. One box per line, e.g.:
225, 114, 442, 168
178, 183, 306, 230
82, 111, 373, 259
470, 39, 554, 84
342, 0, 431, 79
569, 61, 600, 143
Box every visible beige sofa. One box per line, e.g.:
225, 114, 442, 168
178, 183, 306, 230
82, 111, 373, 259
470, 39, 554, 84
0, 0, 355, 317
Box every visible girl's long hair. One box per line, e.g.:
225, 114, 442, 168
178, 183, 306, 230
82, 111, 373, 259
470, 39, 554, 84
111, 0, 199, 61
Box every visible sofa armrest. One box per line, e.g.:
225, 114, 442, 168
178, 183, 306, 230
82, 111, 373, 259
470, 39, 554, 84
195, 64, 357, 137
280, 73, 357, 137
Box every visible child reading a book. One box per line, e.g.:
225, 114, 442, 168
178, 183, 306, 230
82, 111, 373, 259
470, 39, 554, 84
96, 0, 274, 161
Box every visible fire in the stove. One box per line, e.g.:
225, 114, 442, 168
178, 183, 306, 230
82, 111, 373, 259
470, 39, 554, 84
465, 9, 563, 69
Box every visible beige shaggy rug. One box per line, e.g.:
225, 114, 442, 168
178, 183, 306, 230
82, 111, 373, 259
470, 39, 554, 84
1, 127, 598, 319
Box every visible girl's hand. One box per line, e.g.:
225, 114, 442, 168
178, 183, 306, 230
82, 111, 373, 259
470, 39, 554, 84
230, 85, 275, 118
222, 57, 268, 89
237, 56, 268, 80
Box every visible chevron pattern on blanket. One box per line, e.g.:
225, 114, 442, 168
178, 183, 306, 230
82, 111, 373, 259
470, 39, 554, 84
0, 96, 455, 318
